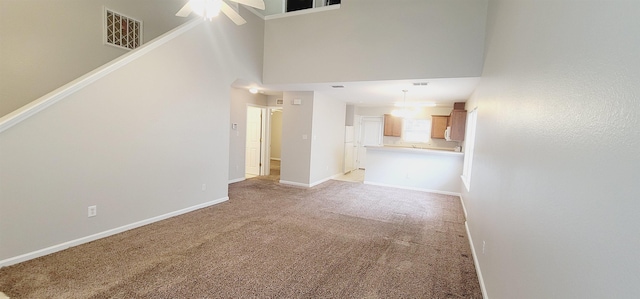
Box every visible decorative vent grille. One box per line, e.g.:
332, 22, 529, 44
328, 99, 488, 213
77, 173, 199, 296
104, 8, 142, 50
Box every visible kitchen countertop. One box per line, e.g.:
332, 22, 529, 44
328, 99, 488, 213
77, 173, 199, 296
366, 145, 464, 156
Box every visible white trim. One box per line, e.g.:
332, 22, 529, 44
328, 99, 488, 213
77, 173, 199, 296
270, 158, 281, 161
461, 107, 478, 192
0, 18, 203, 134
279, 173, 341, 188
461, 175, 471, 192
279, 180, 310, 188
309, 173, 341, 187
459, 193, 469, 220
265, 4, 340, 20
245, 104, 269, 176
363, 181, 461, 197
0, 196, 227, 268
466, 221, 489, 299
228, 177, 246, 184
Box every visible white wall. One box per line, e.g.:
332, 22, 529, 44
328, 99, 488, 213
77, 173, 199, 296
263, 0, 284, 15
279, 91, 314, 185
463, 1, 640, 298
279, 91, 345, 186
0, 0, 192, 117
365, 148, 463, 194
228, 88, 268, 182
309, 92, 346, 185
263, 0, 488, 84
0, 5, 264, 264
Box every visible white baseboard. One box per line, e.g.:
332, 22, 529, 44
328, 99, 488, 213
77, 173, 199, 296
0, 197, 228, 268
465, 221, 489, 299
279, 180, 310, 188
280, 174, 342, 188
228, 177, 245, 184
362, 181, 461, 197
309, 174, 341, 187
459, 194, 469, 220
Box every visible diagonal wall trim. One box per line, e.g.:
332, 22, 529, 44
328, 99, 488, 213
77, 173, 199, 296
0, 18, 203, 134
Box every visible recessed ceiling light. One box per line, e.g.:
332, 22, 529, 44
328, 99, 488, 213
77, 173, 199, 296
331, 85, 344, 88
249, 88, 258, 94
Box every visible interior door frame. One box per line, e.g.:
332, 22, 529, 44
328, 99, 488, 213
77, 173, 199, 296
264, 106, 283, 175
246, 104, 269, 176
357, 116, 383, 169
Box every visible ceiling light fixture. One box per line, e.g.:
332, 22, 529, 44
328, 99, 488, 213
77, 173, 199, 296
190, 0, 222, 21
249, 88, 258, 94
391, 90, 415, 118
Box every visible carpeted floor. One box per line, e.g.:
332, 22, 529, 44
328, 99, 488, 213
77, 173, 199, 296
0, 178, 481, 298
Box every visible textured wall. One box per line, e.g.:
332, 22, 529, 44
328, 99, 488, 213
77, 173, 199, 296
0, 6, 264, 264
309, 92, 346, 185
0, 0, 192, 117
463, 1, 640, 298
280, 91, 314, 185
263, 0, 488, 84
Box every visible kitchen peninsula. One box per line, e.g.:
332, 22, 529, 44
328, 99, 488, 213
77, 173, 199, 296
364, 146, 463, 195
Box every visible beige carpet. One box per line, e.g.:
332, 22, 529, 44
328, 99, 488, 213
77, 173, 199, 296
0, 178, 481, 298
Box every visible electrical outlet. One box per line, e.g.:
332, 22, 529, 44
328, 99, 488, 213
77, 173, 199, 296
88, 205, 97, 217
482, 240, 486, 254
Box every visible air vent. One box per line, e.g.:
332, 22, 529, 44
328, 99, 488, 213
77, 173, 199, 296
276, 99, 283, 105
412, 82, 429, 86
332, 85, 345, 88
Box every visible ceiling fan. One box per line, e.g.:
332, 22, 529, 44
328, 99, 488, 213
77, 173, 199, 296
176, 0, 265, 25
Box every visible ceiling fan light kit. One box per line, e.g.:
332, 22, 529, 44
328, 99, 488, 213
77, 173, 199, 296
190, 0, 222, 20
176, 0, 265, 25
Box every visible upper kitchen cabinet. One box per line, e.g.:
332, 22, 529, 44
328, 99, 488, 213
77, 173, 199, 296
448, 102, 467, 141
384, 114, 402, 137
448, 110, 467, 141
431, 115, 449, 139
431, 102, 467, 141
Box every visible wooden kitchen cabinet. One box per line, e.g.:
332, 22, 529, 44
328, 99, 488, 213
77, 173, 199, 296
383, 114, 402, 137
431, 115, 449, 139
448, 109, 467, 141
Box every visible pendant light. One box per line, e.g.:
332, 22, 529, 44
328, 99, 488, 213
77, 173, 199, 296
391, 90, 414, 118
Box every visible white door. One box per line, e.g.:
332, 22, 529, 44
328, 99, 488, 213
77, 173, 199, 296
357, 117, 383, 169
246, 106, 262, 176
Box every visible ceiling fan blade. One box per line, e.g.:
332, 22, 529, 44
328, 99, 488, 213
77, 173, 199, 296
175, 2, 193, 17
230, 0, 265, 10
221, 2, 247, 25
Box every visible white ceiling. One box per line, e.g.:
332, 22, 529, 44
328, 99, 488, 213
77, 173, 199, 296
234, 78, 481, 107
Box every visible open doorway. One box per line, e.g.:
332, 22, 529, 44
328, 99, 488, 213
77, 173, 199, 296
268, 107, 283, 180
244, 105, 282, 181
245, 106, 264, 178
